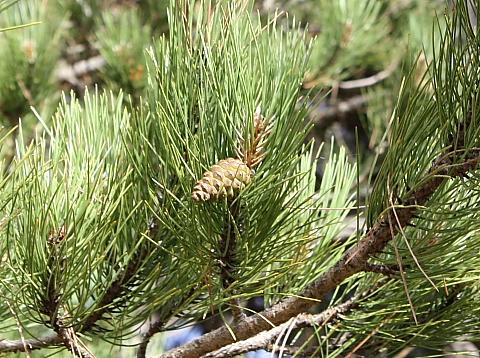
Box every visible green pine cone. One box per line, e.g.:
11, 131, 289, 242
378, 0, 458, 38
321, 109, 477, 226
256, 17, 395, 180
192, 158, 252, 202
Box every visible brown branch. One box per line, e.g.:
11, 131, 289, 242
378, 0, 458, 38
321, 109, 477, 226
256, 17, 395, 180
82, 221, 159, 333
81, 220, 159, 333
218, 200, 245, 322
338, 60, 399, 90
0, 223, 157, 354
364, 263, 402, 276
0, 334, 61, 352
159, 149, 480, 358
55, 56, 106, 87
137, 317, 166, 358
80, 250, 146, 332
55, 322, 94, 358
311, 95, 368, 130
42, 232, 94, 358
203, 285, 377, 358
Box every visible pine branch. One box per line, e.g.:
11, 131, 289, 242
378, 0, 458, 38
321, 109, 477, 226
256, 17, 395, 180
364, 263, 402, 276
159, 145, 480, 358
80, 247, 148, 333
56, 55, 106, 88
55, 323, 94, 358
311, 95, 368, 130
338, 60, 399, 90
0, 223, 156, 354
0, 250, 148, 354
42, 229, 94, 358
80, 219, 159, 333
137, 317, 165, 358
218, 199, 245, 322
0, 333, 61, 352
203, 284, 379, 358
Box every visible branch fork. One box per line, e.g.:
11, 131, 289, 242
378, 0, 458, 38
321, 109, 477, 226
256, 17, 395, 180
160, 146, 480, 358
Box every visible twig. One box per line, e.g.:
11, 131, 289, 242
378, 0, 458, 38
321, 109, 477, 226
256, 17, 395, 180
55, 322, 94, 358
159, 147, 480, 358
0, 334, 61, 352
218, 200, 245, 322
203, 285, 377, 358
137, 317, 166, 358
338, 60, 399, 90
56, 56, 106, 87
45, 231, 93, 358
311, 95, 368, 130
42, 231, 94, 358
364, 263, 401, 276
81, 245, 149, 332
0, 223, 157, 354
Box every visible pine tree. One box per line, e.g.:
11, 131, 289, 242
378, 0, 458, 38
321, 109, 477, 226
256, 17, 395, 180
0, 1, 479, 357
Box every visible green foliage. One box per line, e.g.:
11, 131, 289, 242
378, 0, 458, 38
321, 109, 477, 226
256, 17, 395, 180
0, 0, 65, 169
135, 0, 341, 320
96, 8, 151, 98
0, 0, 64, 124
311, 2, 480, 356
301, 0, 392, 85
4, 91, 138, 330
0, 0, 333, 351
1, 0, 480, 357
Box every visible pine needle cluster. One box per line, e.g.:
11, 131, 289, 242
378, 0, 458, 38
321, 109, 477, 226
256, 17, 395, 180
0, 0, 479, 357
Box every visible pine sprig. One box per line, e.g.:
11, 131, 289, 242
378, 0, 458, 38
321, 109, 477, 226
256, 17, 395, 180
160, 2, 480, 357
137, 0, 314, 324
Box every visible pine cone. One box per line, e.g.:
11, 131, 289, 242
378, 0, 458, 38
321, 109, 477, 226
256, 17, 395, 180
243, 107, 271, 168
192, 158, 252, 202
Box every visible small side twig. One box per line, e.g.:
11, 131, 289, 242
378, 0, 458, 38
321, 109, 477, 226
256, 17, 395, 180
81, 234, 154, 333
55, 322, 94, 358
311, 95, 368, 130
204, 285, 378, 358
137, 317, 166, 358
42, 228, 94, 358
338, 60, 399, 90
82, 219, 159, 333
0, 334, 61, 352
218, 199, 246, 322
364, 263, 402, 276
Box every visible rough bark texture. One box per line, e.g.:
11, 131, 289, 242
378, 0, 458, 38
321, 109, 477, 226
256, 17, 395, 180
204, 285, 377, 357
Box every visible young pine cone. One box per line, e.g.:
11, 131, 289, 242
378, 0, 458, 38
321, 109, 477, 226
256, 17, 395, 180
192, 158, 252, 202
247, 109, 270, 168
